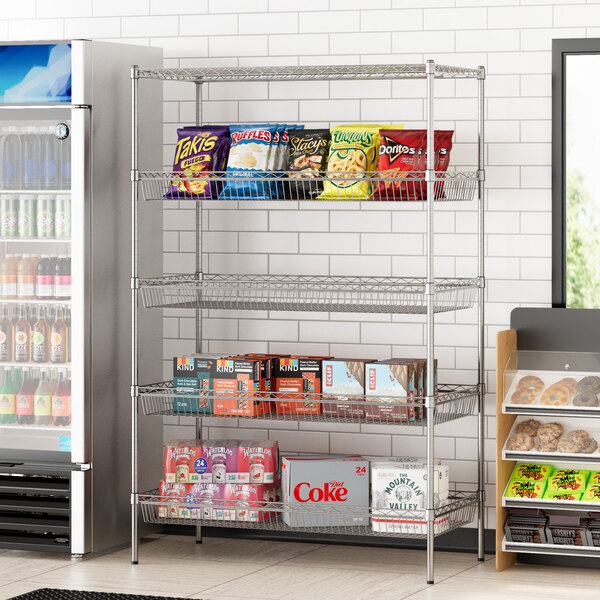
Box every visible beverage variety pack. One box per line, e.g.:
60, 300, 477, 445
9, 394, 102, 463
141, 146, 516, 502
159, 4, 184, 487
281, 454, 370, 527
371, 461, 450, 535
164, 439, 278, 485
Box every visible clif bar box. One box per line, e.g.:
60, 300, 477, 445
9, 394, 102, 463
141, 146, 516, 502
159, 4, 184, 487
322, 358, 373, 419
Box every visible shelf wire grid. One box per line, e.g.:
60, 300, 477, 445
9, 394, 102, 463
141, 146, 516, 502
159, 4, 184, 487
136, 64, 484, 82
139, 274, 479, 314
138, 381, 480, 426
139, 171, 480, 203
139, 490, 478, 538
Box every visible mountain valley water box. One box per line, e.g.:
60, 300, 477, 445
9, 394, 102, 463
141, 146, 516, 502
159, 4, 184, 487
281, 454, 369, 527
371, 462, 450, 535
365, 361, 417, 423
172, 355, 220, 414
322, 358, 374, 419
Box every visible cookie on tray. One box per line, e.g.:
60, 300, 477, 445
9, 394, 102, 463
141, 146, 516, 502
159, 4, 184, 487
536, 422, 564, 441
507, 432, 535, 452
557, 436, 585, 454
582, 438, 599, 454
534, 437, 558, 453
516, 419, 542, 436
564, 429, 590, 441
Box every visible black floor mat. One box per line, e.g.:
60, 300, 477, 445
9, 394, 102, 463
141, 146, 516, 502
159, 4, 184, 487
9, 590, 197, 600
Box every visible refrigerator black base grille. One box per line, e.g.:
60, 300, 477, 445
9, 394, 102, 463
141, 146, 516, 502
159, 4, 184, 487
9, 591, 198, 600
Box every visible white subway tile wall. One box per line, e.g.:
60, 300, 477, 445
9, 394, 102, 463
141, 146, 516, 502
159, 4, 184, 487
10, 1, 591, 530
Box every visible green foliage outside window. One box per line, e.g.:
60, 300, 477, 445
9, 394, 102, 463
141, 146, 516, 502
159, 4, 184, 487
566, 169, 600, 308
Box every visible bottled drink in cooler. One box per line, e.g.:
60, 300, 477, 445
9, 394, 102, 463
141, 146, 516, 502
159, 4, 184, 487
55, 256, 71, 299
0, 304, 13, 361
34, 369, 53, 425
1, 194, 18, 238
14, 304, 31, 362
1, 126, 22, 190
52, 369, 70, 427
17, 254, 35, 299
55, 194, 71, 239
36, 195, 55, 238
0, 368, 17, 425
36, 255, 54, 299
23, 126, 41, 190
18, 194, 36, 238
42, 125, 59, 190
60, 135, 71, 190
16, 367, 38, 426
50, 306, 68, 363
32, 305, 50, 363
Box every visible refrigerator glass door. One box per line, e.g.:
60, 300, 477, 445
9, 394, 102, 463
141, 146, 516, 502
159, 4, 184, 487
0, 106, 86, 464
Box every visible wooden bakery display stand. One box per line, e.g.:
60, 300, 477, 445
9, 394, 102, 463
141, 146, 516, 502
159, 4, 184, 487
496, 307, 600, 569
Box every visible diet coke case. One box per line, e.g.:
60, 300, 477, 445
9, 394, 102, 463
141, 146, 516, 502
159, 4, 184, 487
223, 482, 280, 522
371, 462, 449, 535
237, 440, 278, 484
164, 440, 203, 483
281, 454, 369, 527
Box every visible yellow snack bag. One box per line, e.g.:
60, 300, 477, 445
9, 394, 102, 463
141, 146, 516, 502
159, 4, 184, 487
320, 125, 381, 200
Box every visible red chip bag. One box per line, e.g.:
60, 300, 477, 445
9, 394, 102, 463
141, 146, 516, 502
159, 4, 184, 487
419, 130, 454, 200
373, 129, 426, 201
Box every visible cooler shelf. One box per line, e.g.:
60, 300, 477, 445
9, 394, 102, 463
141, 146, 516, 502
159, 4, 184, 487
139, 490, 478, 539
139, 274, 479, 314
139, 170, 480, 203
502, 538, 600, 558
502, 496, 600, 512
138, 381, 480, 426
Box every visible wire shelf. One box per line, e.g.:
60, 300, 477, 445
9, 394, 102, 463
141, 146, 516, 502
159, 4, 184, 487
139, 490, 478, 538
139, 171, 480, 203
136, 64, 484, 82
139, 274, 479, 314
139, 381, 480, 426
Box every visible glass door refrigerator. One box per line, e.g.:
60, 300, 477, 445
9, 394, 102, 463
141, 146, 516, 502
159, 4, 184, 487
0, 41, 163, 556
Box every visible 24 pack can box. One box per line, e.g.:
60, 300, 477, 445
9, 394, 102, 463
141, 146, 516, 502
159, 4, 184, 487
223, 482, 280, 522
281, 454, 369, 527
212, 357, 268, 417
322, 358, 374, 419
158, 481, 225, 520
163, 439, 203, 484
364, 360, 417, 423
272, 356, 329, 415
237, 440, 278, 484
371, 462, 450, 535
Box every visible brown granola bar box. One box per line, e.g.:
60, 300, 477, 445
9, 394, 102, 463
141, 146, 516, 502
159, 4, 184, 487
322, 358, 374, 419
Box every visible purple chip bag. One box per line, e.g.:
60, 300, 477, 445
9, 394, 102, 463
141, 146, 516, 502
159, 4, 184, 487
165, 125, 229, 199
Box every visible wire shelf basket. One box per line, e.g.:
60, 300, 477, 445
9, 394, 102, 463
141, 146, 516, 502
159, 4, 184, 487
136, 64, 485, 82
139, 274, 479, 314
138, 381, 480, 426
139, 171, 480, 203
139, 490, 478, 539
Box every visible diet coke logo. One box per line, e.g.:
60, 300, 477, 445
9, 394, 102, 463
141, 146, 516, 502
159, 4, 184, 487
293, 480, 347, 503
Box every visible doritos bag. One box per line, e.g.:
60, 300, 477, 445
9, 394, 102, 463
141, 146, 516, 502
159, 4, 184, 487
419, 130, 454, 200
372, 129, 426, 201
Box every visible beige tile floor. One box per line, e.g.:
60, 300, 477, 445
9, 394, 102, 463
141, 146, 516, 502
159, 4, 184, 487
1, 534, 600, 600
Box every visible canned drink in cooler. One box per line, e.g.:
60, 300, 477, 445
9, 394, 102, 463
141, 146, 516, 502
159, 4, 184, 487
36, 195, 55, 238
18, 194, 36, 239
0, 194, 18, 238
55, 194, 71, 239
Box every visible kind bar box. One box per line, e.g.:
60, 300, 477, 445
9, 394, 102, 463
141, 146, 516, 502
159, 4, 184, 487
173, 355, 218, 414
164, 439, 203, 484
273, 357, 328, 415
212, 358, 268, 417
322, 359, 374, 419
223, 482, 280, 522
371, 462, 450, 535
237, 440, 278, 484
364, 361, 416, 423
281, 454, 369, 527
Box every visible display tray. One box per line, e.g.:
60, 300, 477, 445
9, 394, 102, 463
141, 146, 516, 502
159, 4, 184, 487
138, 381, 480, 426
139, 170, 480, 203
139, 274, 479, 315
139, 489, 477, 539
503, 369, 600, 417
503, 416, 600, 464
502, 538, 600, 558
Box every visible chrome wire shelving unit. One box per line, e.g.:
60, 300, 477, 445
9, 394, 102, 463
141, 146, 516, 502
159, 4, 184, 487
130, 61, 486, 585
